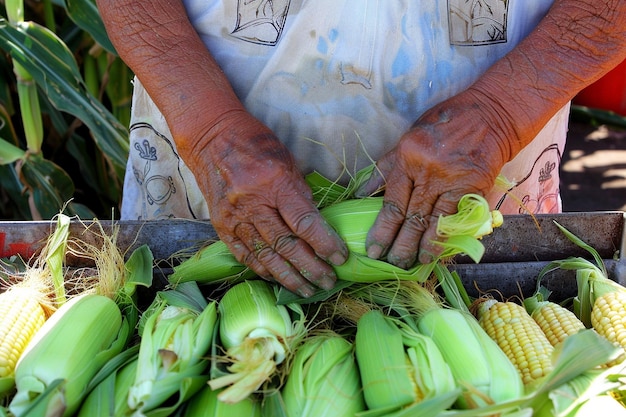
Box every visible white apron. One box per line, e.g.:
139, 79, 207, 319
121, 0, 567, 220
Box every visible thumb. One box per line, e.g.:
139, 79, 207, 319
354, 157, 394, 198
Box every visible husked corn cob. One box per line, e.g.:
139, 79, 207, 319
476, 299, 554, 385
523, 288, 585, 347
539, 222, 626, 365
0, 214, 69, 383
531, 302, 585, 347
0, 284, 47, 379
591, 289, 626, 365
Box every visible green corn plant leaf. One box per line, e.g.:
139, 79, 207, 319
0, 138, 25, 164
18, 153, 96, 219
96, 52, 133, 128
20, 154, 74, 212
35, 91, 124, 207
63, 0, 117, 55
0, 18, 129, 180
0, 165, 31, 218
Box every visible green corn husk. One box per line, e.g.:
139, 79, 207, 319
126, 282, 218, 416
76, 346, 140, 417
9, 293, 130, 417
355, 309, 459, 416
170, 193, 500, 288
418, 307, 524, 410
538, 221, 617, 327
356, 281, 523, 410
168, 239, 257, 287
281, 331, 365, 417
208, 280, 308, 404
182, 385, 262, 417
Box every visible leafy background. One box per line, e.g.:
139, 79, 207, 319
0, 0, 132, 221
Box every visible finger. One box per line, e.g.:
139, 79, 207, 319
227, 224, 271, 278
253, 238, 319, 298
417, 195, 464, 264
233, 223, 315, 297
234, 222, 319, 297
417, 222, 444, 265
254, 211, 339, 290
365, 171, 414, 260
386, 209, 432, 269
267, 232, 337, 291
275, 198, 348, 267
354, 164, 388, 198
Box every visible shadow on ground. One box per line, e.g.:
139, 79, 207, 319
560, 120, 626, 212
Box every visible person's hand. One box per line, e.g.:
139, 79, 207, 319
357, 89, 514, 269
185, 110, 348, 297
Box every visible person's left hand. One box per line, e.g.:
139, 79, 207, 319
357, 89, 514, 268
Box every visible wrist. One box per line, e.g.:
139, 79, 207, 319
175, 108, 274, 166
461, 85, 522, 165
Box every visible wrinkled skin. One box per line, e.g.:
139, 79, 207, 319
97, 0, 626, 296
356, 90, 511, 268
359, 0, 626, 269
186, 110, 348, 297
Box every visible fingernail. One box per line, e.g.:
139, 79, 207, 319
318, 274, 336, 291
329, 251, 347, 266
418, 251, 434, 265
387, 253, 415, 270
297, 284, 316, 298
367, 243, 384, 260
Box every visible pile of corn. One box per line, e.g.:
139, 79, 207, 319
1, 194, 626, 416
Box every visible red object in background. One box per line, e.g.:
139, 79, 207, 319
573, 59, 626, 116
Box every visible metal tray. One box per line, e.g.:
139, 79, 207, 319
1, 212, 624, 301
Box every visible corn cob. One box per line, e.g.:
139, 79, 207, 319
282, 331, 365, 417
170, 194, 501, 288
0, 280, 48, 379
523, 288, 585, 347
355, 309, 459, 413
127, 282, 218, 415
344, 280, 523, 409
590, 289, 626, 365
184, 385, 262, 417
417, 306, 524, 409
476, 299, 554, 385
9, 293, 130, 417
208, 280, 307, 404
539, 222, 626, 365
169, 239, 256, 286
76, 347, 139, 417
0, 214, 70, 383
356, 309, 424, 410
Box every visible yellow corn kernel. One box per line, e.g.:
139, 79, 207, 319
477, 299, 554, 385
0, 285, 47, 378
591, 290, 626, 364
530, 301, 585, 347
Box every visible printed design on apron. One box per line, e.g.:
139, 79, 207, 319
495, 143, 562, 214
447, 0, 508, 45
129, 122, 198, 219
231, 0, 292, 45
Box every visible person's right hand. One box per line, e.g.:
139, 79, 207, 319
183, 110, 349, 297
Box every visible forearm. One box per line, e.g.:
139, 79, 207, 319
96, 0, 246, 151
471, 0, 626, 160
